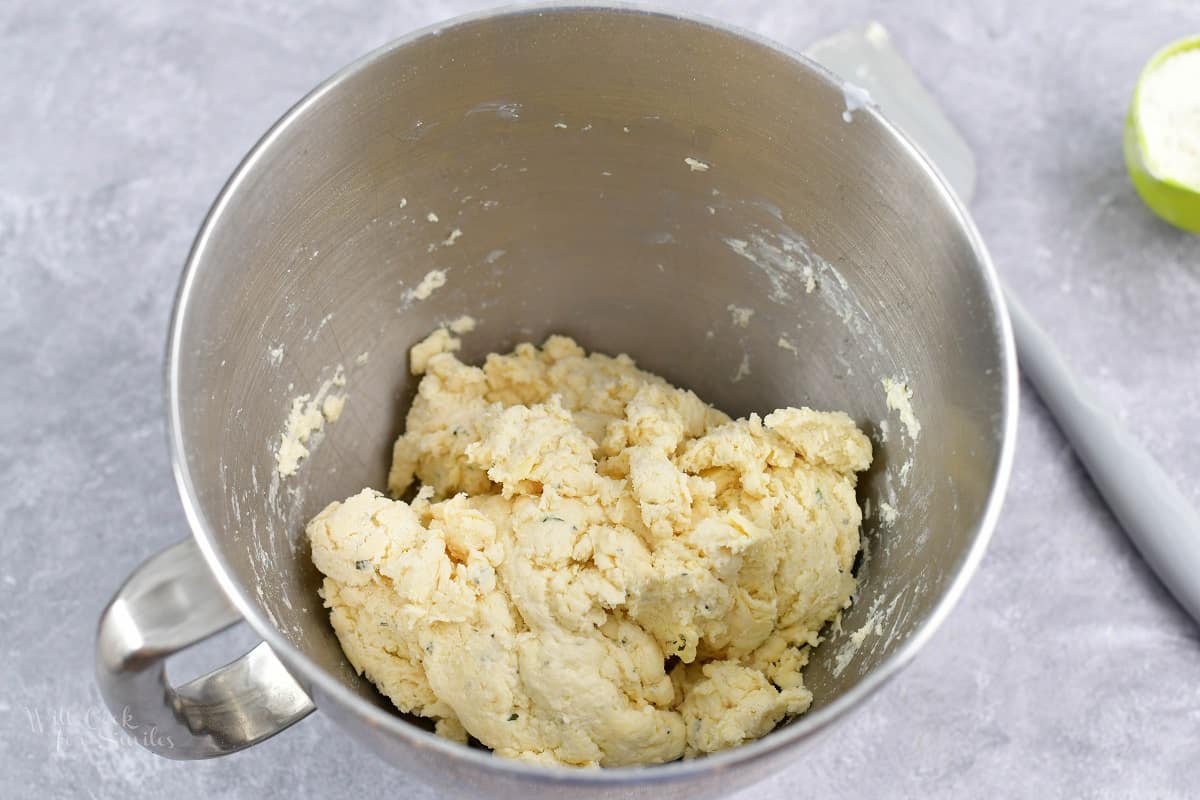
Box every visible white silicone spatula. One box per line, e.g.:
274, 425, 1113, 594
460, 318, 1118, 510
806, 23, 1200, 626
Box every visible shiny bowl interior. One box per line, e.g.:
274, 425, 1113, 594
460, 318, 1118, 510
168, 3, 1015, 783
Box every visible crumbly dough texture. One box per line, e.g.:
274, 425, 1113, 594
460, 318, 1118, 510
308, 331, 871, 767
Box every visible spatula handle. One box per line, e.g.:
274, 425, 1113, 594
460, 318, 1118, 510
1007, 291, 1200, 623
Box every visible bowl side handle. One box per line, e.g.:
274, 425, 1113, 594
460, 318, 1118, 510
95, 537, 315, 759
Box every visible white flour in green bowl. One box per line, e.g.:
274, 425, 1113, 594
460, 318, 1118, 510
1138, 48, 1200, 190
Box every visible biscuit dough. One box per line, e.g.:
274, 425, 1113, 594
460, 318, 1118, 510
307, 331, 871, 766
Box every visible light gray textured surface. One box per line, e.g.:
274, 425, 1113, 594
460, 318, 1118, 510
3, 1, 1198, 797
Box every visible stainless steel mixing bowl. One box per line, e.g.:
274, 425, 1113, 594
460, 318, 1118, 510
95, 5, 1017, 798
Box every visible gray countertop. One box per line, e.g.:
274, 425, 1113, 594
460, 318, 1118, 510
4, 1, 1199, 797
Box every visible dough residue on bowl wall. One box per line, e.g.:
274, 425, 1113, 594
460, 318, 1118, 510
727, 304, 755, 328
730, 353, 751, 383
831, 601, 884, 676
882, 377, 921, 440
275, 365, 347, 478
405, 268, 448, 302
448, 314, 477, 335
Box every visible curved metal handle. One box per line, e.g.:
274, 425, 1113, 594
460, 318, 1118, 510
95, 538, 315, 759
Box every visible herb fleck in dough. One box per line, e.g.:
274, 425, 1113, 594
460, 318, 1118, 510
308, 331, 871, 766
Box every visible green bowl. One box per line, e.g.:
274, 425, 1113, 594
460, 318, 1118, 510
1124, 35, 1200, 233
